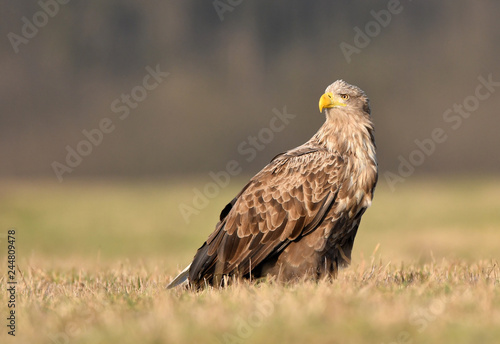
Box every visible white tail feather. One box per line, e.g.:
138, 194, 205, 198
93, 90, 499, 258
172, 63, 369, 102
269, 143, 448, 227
166, 263, 191, 289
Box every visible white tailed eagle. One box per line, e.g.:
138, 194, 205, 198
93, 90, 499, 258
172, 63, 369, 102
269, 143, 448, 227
168, 80, 377, 289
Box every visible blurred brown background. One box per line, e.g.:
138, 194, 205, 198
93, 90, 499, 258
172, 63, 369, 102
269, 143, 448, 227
1, 1, 499, 181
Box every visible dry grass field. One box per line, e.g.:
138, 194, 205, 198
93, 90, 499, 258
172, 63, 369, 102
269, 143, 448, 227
0, 177, 499, 344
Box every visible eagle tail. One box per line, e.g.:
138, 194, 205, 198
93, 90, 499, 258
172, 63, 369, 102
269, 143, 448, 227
167, 263, 191, 289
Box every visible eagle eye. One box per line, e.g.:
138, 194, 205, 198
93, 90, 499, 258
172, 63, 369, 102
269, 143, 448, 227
340, 94, 350, 100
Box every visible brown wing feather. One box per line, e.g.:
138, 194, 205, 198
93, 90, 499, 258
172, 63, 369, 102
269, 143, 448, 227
188, 146, 342, 286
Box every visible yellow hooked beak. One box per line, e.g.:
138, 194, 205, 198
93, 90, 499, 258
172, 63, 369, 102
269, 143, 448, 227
319, 92, 346, 112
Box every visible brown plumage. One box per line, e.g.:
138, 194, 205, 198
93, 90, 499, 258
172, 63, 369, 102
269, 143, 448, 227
168, 80, 377, 289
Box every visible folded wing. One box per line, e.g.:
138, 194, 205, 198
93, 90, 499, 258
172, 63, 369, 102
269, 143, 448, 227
188, 147, 343, 286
